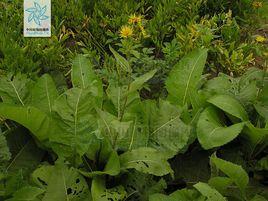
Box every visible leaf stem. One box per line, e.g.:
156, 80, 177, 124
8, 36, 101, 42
119, 84, 130, 122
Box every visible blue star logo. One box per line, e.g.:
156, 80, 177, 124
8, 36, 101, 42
26, 2, 49, 26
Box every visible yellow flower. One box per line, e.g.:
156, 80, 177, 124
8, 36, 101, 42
120, 26, 133, 38
255, 35, 266, 43
128, 14, 142, 24
252, 1, 263, 9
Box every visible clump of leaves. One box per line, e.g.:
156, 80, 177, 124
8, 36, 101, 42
0, 49, 267, 201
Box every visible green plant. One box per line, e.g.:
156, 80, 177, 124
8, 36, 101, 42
147, 0, 204, 50
0, 49, 267, 201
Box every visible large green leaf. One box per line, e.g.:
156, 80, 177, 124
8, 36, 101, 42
6, 186, 45, 201
193, 182, 226, 201
166, 48, 208, 106
5, 129, 44, 175
51, 88, 97, 158
208, 95, 248, 121
5, 139, 44, 175
210, 155, 249, 195
0, 87, 99, 159
0, 104, 51, 141
0, 131, 38, 196
197, 106, 245, 149
72, 54, 92, 88
32, 161, 91, 201
72, 55, 103, 103
91, 177, 126, 201
148, 100, 192, 157
119, 147, 173, 176
0, 74, 31, 105
0, 128, 44, 197
30, 74, 58, 114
